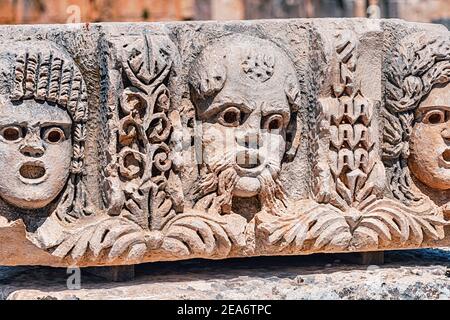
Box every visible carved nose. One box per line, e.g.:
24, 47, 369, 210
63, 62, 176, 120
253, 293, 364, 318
20, 140, 45, 158
236, 131, 262, 149
442, 127, 450, 141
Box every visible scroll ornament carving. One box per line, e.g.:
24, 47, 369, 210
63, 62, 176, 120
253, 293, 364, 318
2, 25, 447, 266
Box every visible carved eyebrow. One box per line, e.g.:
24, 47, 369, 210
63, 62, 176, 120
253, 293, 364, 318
0, 116, 72, 127
0, 120, 28, 127
261, 102, 291, 119
39, 120, 72, 127
261, 107, 290, 119
203, 99, 254, 118
417, 105, 450, 113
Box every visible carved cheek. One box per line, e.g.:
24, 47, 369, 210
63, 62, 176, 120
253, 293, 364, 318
42, 139, 72, 191
262, 133, 285, 164
0, 142, 27, 207
0, 142, 22, 178
410, 122, 449, 189
411, 124, 442, 161
201, 124, 235, 165
0, 141, 22, 161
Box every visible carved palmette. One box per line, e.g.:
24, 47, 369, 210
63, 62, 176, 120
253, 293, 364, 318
320, 31, 385, 211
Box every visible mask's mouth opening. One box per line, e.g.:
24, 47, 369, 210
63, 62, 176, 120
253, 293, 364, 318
442, 149, 450, 163
19, 161, 47, 183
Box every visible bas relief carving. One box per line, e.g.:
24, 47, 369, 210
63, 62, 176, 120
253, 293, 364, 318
0, 41, 92, 248
0, 20, 448, 267
384, 32, 450, 208
0, 43, 89, 220
382, 32, 450, 243
188, 35, 301, 218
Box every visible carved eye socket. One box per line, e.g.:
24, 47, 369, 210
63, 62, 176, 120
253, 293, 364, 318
218, 106, 241, 127
423, 110, 445, 124
43, 127, 65, 144
263, 114, 284, 133
0, 126, 23, 142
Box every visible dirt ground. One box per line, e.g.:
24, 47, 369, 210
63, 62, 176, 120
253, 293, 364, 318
1, 248, 449, 300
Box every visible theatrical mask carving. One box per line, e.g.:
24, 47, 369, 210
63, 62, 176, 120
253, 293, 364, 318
189, 34, 301, 218
384, 32, 450, 202
409, 83, 450, 190
0, 98, 72, 209
0, 43, 89, 220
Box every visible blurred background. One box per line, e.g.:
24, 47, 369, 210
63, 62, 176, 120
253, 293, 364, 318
0, 0, 449, 28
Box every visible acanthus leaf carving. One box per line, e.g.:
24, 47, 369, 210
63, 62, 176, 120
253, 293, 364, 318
259, 198, 448, 252
258, 202, 351, 251
161, 212, 247, 258
259, 29, 449, 255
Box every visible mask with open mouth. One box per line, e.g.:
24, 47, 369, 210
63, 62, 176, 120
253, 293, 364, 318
19, 161, 47, 183
0, 98, 72, 209
0, 43, 88, 218
189, 34, 300, 216
383, 31, 450, 201
409, 82, 450, 190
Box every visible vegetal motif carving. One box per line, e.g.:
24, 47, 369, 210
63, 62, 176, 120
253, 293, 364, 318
316, 30, 385, 212
259, 198, 447, 252
107, 34, 181, 232
38, 34, 184, 261
160, 212, 247, 257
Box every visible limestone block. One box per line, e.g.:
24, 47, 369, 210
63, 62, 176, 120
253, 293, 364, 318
0, 18, 448, 267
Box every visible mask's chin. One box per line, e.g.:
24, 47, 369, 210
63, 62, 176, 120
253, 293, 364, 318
0, 189, 54, 210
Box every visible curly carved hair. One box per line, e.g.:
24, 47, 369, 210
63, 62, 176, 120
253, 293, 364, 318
383, 31, 450, 202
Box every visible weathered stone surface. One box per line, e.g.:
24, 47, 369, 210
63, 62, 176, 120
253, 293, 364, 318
0, 18, 448, 267
1, 249, 450, 300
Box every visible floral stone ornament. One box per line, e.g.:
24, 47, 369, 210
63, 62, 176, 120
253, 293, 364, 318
0, 19, 448, 267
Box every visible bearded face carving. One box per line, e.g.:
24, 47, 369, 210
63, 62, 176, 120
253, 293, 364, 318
189, 35, 301, 215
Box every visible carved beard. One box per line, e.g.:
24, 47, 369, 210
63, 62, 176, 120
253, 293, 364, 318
193, 151, 288, 215
257, 160, 289, 215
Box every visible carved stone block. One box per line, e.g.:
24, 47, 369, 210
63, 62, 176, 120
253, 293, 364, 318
0, 19, 448, 267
